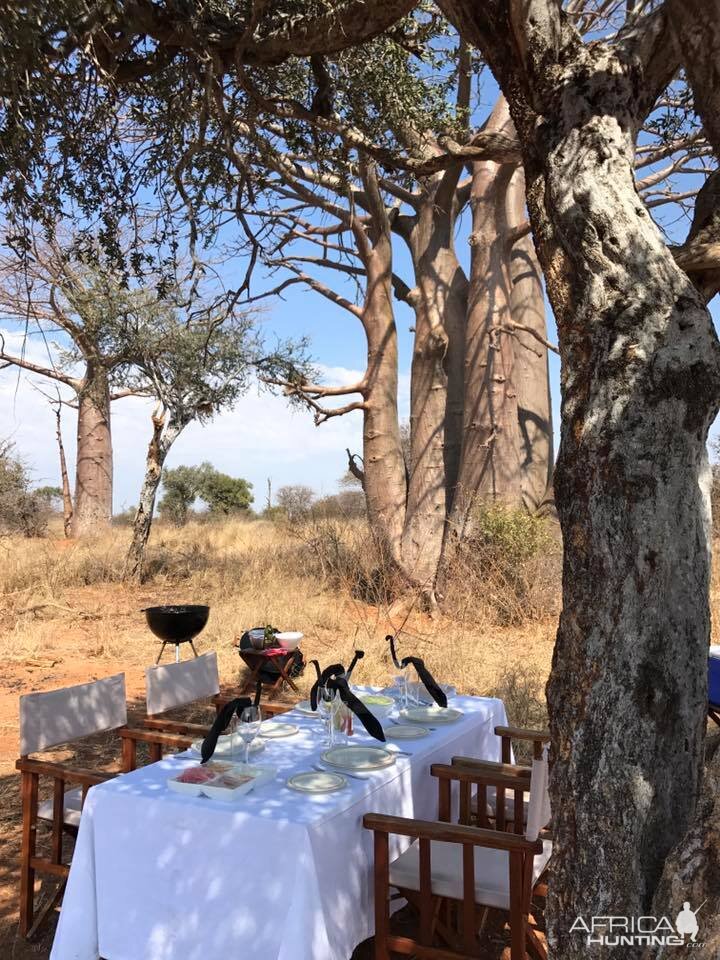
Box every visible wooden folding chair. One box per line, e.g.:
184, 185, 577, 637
363, 751, 552, 959
141, 653, 291, 741
451, 725, 550, 831
16, 673, 195, 938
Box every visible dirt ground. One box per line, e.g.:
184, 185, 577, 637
0, 523, 557, 958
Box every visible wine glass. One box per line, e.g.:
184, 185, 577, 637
238, 705, 262, 765
317, 685, 337, 747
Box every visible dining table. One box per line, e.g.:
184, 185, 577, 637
49, 689, 508, 960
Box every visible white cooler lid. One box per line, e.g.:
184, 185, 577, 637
709, 645, 720, 660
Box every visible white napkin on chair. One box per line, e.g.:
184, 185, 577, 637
525, 746, 551, 841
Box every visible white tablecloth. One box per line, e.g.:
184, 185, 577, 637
50, 693, 507, 960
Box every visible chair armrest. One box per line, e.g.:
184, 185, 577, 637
432, 762, 531, 791
494, 725, 549, 743
363, 813, 542, 853
120, 727, 194, 749
141, 719, 210, 736
451, 757, 532, 778
16, 756, 114, 787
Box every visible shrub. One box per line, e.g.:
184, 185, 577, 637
490, 665, 549, 762
444, 503, 561, 626
470, 503, 550, 564
0, 441, 47, 537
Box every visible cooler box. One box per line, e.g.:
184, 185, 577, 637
710, 646, 720, 708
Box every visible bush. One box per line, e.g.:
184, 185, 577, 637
0, 441, 47, 537
444, 503, 561, 626
490, 665, 549, 762
470, 503, 550, 564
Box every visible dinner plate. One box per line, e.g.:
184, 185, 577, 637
385, 723, 430, 740
401, 706, 464, 724
287, 771, 346, 794
260, 721, 299, 738
189, 736, 265, 758
294, 700, 317, 716
320, 745, 396, 772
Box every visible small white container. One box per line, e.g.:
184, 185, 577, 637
167, 765, 219, 797
275, 631, 304, 650
202, 765, 275, 802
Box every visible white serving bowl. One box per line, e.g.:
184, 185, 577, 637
275, 631, 304, 650
358, 693, 396, 722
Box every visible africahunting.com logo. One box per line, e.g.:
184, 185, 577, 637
571, 901, 705, 947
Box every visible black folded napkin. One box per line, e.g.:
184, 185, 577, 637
387, 635, 448, 708
200, 682, 263, 762
308, 654, 385, 741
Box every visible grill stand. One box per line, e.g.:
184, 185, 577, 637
155, 639, 200, 665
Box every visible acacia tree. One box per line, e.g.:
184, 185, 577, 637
120, 296, 304, 581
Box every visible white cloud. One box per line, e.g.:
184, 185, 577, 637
0, 336, 368, 509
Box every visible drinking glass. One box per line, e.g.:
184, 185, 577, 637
317, 686, 337, 747
239, 705, 262, 765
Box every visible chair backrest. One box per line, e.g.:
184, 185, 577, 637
19, 673, 127, 756
145, 652, 220, 716
525, 746, 551, 841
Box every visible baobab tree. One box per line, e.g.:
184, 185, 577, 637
0, 233, 154, 536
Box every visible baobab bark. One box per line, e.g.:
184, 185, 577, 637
397, 171, 468, 590
357, 231, 407, 562
448, 98, 522, 546
505, 165, 554, 511
123, 410, 183, 582
436, 0, 720, 952
71, 362, 113, 537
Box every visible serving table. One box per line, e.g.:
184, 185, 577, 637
50, 692, 507, 960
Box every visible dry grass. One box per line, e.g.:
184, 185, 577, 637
0, 515, 561, 707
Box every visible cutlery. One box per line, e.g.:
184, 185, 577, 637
313, 763, 368, 781
391, 718, 437, 732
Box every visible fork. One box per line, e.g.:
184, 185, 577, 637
313, 762, 368, 781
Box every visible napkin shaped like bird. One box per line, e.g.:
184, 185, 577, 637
387, 635, 448, 708
201, 681, 263, 763
308, 653, 385, 742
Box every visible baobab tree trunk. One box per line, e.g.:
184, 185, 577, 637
71, 362, 113, 537
359, 236, 407, 563
399, 179, 468, 592
123, 411, 183, 582
505, 166, 554, 511
53, 405, 74, 538
448, 99, 522, 546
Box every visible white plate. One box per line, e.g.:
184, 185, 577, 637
260, 721, 299, 739
321, 745, 396, 772
386, 723, 430, 740
294, 700, 317, 716
189, 736, 265, 759
287, 771, 346, 794
401, 706, 464, 724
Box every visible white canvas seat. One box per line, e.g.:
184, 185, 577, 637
389, 835, 552, 910
145, 652, 220, 716
37, 786, 83, 829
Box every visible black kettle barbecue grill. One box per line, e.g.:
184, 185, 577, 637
144, 605, 210, 663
